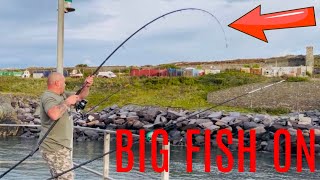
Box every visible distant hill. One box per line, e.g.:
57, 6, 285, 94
2, 55, 320, 71
158, 55, 320, 69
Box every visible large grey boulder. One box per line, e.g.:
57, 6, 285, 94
0, 95, 20, 137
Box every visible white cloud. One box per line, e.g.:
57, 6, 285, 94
82, 58, 96, 66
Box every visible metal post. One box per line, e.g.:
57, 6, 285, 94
57, 0, 65, 74
161, 141, 170, 180
103, 133, 110, 179
250, 85, 253, 109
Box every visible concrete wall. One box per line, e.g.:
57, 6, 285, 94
177, 47, 314, 71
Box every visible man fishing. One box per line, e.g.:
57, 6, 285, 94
0, 8, 229, 179
39, 72, 94, 180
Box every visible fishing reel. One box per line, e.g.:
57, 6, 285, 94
75, 99, 88, 112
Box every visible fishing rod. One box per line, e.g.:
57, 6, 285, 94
48, 80, 286, 180
86, 84, 129, 114
0, 8, 227, 179
0, 82, 129, 180
79, 84, 130, 119
161, 80, 286, 131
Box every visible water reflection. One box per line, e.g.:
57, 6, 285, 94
0, 137, 319, 180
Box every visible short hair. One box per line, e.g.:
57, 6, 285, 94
47, 72, 64, 85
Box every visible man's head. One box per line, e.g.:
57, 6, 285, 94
47, 72, 66, 94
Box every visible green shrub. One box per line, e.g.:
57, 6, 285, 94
286, 77, 309, 82
253, 107, 291, 115
252, 64, 260, 68
76, 64, 88, 67
306, 71, 311, 77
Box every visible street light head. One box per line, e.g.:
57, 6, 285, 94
65, 7, 75, 13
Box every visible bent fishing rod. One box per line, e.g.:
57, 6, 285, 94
48, 80, 286, 180
79, 84, 129, 119
0, 8, 227, 179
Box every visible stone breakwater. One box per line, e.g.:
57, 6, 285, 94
1, 97, 320, 154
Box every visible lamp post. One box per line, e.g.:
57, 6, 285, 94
57, 0, 75, 74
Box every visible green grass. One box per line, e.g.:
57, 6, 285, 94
0, 71, 284, 114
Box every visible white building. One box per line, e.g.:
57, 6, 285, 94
262, 66, 308, 77
21, 70, 30, 78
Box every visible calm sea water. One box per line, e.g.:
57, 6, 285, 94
0, 137, 320, 180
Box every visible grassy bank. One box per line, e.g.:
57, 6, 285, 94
0, 71, 286, 114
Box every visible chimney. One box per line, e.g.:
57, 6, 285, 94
306, 46, 314, 75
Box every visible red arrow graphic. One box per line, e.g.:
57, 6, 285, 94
228, 5, 316, 42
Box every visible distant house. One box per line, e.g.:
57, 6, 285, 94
0, 71, 13, 76
250, 68, 262, 75
0, 71, 23, 77
21, 70, 30, 78
204, 69, 220, 75
69, 69, 83, 78
240, 68, 251, 73
261, 66, 308, 77
33, 72, 44, 78
167, 68, 183, 76
183, 67, 204, 77
32, 70, 68, 78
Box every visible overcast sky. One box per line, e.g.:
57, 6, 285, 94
0, 0, 319, 68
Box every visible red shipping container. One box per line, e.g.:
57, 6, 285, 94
130, 69, 168, 77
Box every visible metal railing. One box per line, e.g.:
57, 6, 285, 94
0, 124, 170, 180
